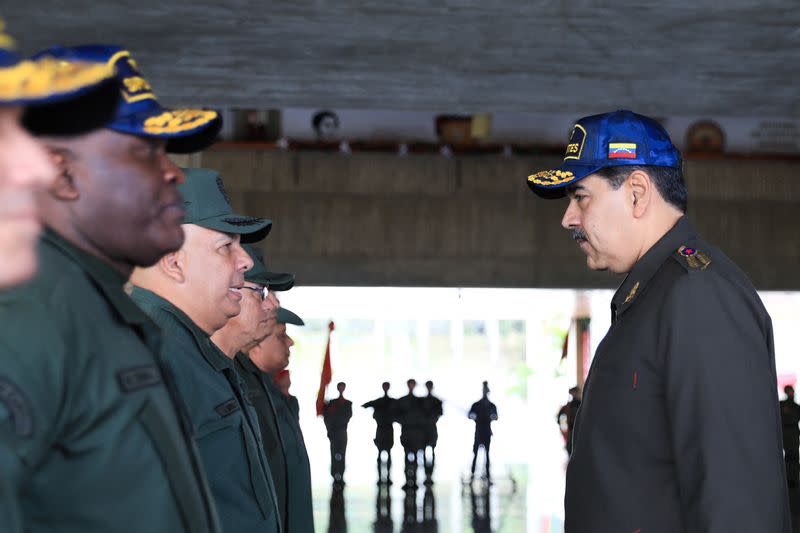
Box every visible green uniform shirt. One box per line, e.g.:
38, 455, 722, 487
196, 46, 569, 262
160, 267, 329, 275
0, 229, 220, 533
234, 354, 289, 530
270, 384, 315, 533
132, 288, 281, 533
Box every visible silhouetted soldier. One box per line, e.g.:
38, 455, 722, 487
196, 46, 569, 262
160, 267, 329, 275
363, 382, 397, 484
396, 379, 427, 489
781, 385, 800, 488
469, 381, 498, 481
558, 386, 582, 457
323, 382, 353, 487
421, 380, 444, 484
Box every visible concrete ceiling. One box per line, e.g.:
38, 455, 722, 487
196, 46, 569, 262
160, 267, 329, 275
5, 1, 800, 117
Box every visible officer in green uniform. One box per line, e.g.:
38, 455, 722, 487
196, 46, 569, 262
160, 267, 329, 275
527, 109, 791, 532
130, 168, 282, 532
0, 46, 222, 532
272, 368, 316, 533
211, 242, 293, 530
0, 24, 118, 289
242, 300, 314, 533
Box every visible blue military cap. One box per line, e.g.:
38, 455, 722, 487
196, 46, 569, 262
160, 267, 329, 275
527, 109, 681, 199
33, 44, 221, 153
0, 19, 120, 134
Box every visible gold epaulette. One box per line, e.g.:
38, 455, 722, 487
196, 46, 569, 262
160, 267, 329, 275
676, 245, 711, 270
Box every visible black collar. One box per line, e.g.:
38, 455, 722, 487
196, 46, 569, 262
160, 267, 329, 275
611, 216, 697, 322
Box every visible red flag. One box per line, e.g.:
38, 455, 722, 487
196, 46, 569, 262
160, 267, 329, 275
316, 321, 335, 416
561, 321, 571, 360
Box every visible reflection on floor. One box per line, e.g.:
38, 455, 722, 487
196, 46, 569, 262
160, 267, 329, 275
314, 472, 800, 533
314, 464, 560, 533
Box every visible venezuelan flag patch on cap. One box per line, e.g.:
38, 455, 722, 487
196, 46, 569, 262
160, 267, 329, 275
608, 142, 637, 159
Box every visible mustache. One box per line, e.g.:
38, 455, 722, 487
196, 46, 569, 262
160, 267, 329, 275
571, 228, 587, 241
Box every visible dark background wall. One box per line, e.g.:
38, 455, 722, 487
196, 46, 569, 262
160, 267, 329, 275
174, 149, 800, 290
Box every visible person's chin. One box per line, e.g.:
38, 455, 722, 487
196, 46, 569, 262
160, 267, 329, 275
0, 245, 38, 289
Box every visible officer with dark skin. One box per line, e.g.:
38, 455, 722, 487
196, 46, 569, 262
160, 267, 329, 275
557, 386, 581, 456
781, 385, 800, 488
131, 168, 282, 532
271, 367, 315, 533
362, 381, 397, 484
0, 45, 223, 532
469, 381, 498, 481
323, 381, 353, 487
527, 109, 791, 532
421, 380, 443, 483
0, 23, 118, 289
396, 378, 427, 488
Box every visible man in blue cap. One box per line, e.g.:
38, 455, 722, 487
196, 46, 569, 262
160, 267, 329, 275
131, 168, 281, 533
527, 110, 790, 532
0, 21, 119, 288
0, 46, 222, 532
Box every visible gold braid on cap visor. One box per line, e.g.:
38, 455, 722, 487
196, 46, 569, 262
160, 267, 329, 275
0, 57, 114, 102
143, 108, 219, 134
527, 169, 576, 187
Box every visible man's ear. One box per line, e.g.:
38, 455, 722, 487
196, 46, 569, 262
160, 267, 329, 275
161, 249, 186, 283
627, 170, 652, 218
46, 147, 80, 201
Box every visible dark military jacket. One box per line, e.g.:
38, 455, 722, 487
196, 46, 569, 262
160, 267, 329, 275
272, 387, 315, 533
362, 395, 397, 449
132, 288, 281, 533
323, 398, 352, 436
395, 393, 426, 451
0, 230, 220, 533
234, 353, 289, 531
565, 217, 791, 533
421, 394, 443, 445
468, 397, 497, 442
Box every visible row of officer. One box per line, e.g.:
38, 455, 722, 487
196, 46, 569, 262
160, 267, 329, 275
0, 25, 313, 533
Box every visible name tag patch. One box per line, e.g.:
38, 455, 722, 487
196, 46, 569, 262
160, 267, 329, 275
117, 365, 162, 393
215, 398, 240, 417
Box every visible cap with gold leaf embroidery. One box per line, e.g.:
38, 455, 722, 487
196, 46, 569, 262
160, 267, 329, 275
527, 110, 681, 199
0, 19, 120, 135
32, 44, 221, 153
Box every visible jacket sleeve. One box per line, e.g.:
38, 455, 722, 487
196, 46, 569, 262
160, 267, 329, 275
663, 272, 790, 533
0, 337, 65, 533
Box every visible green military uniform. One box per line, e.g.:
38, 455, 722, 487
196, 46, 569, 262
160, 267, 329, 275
132, 168, 280, 532
269, 379, 315, 533
234, 353, 289, 529
133, 288, 281, 532
0, 230, 220, 533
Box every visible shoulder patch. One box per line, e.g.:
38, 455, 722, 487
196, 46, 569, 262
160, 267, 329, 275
675, 245, 711, 270
0, 378, 33, 437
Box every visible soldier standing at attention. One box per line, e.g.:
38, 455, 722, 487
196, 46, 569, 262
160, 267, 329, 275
131, 168, 281, 532
396, 378, 426, 489
0, 44, 223, 532
527, 109, 790, 532
469, 381, 498, 481
781, 385, 800, 488
363, 382, 397, 485
421, 380, 443, 484
323, 382, 353, 487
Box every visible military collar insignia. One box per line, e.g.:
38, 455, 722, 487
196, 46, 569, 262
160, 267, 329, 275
623, 281, 640, 304
677, 245, 711, 270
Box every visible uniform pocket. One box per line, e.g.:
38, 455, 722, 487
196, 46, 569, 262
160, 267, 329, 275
138, 399, 208, 533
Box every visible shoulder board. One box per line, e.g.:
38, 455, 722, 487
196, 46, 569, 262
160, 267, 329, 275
672, 245, 711, 271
